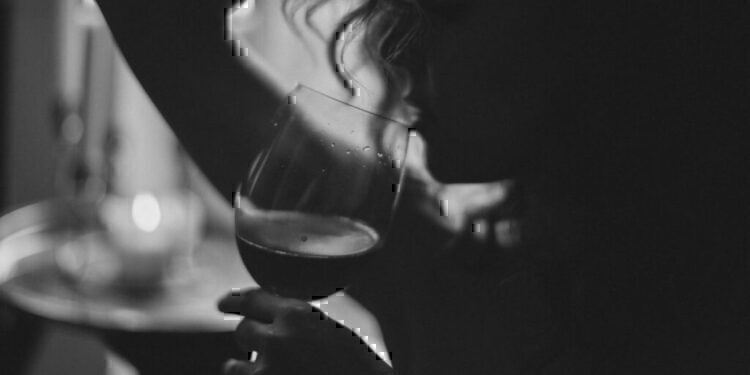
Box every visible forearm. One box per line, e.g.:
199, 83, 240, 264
95, 0, 285, 199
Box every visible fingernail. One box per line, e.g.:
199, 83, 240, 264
220, 288, 242, 301
217, 296, 231, 310
217, 290, 242, 307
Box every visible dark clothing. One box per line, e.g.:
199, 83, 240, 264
356, 2, 749, 373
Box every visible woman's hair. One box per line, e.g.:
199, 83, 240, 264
282, 0, 426, 114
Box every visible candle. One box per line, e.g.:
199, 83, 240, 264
99, 191, 204, 288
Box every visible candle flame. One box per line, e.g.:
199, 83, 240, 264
132, 193, 161, 232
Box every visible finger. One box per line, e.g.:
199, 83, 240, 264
493, 219, 522, 249
223, 359, 262, 375
235, 318, 275, 352
437, 181, 513, 232
218, 289, 288, 323
218, 288, 249, 319
470, 219, 491, 243
455, 181, 515, 219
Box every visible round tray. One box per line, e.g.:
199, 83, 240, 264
0, 200, 255, 332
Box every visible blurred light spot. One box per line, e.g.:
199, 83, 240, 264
132, 194, 161, 232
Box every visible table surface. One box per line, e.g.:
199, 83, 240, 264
0, 200, 255, 332
0, 200, 390, 363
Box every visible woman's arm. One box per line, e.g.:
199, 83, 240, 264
95, 0, 288, 198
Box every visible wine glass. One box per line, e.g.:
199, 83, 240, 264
234, 85, 411, 300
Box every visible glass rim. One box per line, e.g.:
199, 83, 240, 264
289, 83, 410, 127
